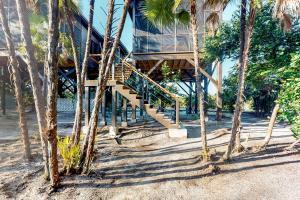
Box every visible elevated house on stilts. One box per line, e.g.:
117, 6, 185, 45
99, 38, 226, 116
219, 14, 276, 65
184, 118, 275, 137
85, 0, 223, 138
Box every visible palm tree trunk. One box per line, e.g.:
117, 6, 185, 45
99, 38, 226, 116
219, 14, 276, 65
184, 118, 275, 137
63, 0, 83, 145
259, 104, 280, 149
66, 0, 95, 145
81, 0, 131, 173
79, 0, 116, 172
0, 0, 31, 161
190, 0, 209, 162
223, 0, 256, 160
235, 0, 247, 152
15, 0, 49, 177
46, 0, 60, 188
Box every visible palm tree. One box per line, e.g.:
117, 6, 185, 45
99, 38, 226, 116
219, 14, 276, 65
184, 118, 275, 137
144, 0, 210, 161
62, 0, 95, 145
80, 0, 132, 173
0, 0, 31, 161
259, 0, 300, 149
15, 0, 50, 178
46, 0, 60, 187
190, 0, 209, 161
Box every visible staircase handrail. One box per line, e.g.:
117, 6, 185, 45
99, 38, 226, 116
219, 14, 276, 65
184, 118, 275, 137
121, 59, 180, 102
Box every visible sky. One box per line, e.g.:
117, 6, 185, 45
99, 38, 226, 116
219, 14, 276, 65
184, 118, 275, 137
80, 0, 239, 94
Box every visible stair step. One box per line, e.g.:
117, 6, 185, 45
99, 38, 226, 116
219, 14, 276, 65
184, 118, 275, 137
122, 85, 131, 90
129, 90, 137, 94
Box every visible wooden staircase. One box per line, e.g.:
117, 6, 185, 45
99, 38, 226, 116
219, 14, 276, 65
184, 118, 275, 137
110, 80, 180, 129
109, 64, 133, 82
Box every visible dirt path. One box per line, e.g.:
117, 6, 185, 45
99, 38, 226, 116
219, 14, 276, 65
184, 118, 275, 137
0, 113, 299, 200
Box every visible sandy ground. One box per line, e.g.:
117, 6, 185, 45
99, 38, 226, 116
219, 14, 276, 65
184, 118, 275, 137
0, 110, 299, 200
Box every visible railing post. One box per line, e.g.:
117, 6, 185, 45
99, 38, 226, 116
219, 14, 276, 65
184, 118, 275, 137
84, 86, 90, 127
176, 99, 179, 127
112, 63, 115, 80
121, 62, 124, 82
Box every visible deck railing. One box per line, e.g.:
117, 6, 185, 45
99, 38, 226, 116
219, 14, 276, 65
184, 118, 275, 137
119, 58, 181, 127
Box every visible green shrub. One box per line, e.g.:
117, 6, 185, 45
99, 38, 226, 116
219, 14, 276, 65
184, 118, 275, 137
57, 136, 80, 173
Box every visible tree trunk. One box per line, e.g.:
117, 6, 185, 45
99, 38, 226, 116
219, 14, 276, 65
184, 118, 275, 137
63, 0, 82, 145
234, 0, 247, 151
81, 0, 131, 173
67, 0, 95, 145
0, 0, 31, 161
15, 0, 49, 177
46, 0, 60, 188
216, 61, 222, 121
223, 0, 256, 160
259, 104, 280, 149
190, 0, 209, 162
79, 0, 116, 172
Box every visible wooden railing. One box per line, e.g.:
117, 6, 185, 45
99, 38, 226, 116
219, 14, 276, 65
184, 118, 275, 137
120, 58, 181, 127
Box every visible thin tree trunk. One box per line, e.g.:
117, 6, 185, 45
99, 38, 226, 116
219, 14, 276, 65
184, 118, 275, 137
235, 0, 247, 152
68, 0, 95, 145
259, 104, 280, 149
190, 0, 209, 162
223, 0, 256, 160
81, 0, 131, 173
46, 0, 60, 188
79, 0, 116, 172
0, 0, 31, 161
63, 0, 83, 145
15, 0, 49, 177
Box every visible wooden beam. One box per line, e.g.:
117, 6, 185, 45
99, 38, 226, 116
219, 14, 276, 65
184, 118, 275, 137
186, 58, 218, 88
147, 59, 164, 76
182, 81, 195, 93
133, 52, 194, 61
176, 82, 189, 95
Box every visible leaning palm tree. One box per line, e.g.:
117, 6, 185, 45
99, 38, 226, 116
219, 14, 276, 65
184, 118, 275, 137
0, 0, 31, 162
259, 0, 300, 149
206, 0, 300, 159
144, 0, 211, 161
62, 0, 95, 146
15, 0, 50, 178
80, 0, 132, 173
46, 0, 60, 188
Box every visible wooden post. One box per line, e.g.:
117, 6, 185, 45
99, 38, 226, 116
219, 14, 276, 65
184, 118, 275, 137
0, 67, 5, 115
131, 105, 137, 122
139, 74, 144, 118
111, 86, 118, 131
204, 65, 212, 114
216, 61, 223, 121
188, 81, 192, 114
176, 99, 180, 127
121, 97, 128, 127
107, 86, 118, 137
84, 86, 90, 126
194, 82, 198, 114
101, 90, 107, 125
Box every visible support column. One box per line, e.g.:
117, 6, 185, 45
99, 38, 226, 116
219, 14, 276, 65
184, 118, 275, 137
188, 82, 192, 114
139, 75, 144, 118
84, 86, 91, 127
216, 61, 223, 121
110, 86, 118, 137
131, 105, 137, 122
121, 97, 128, 127
101, 90, 107, 125
194, 82, 198, 114
204, 65, 212, 114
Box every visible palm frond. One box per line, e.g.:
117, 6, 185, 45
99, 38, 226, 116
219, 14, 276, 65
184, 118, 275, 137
273, 0, 300, 31
206, 11, 220, 33
273, 0, 300, 18
203, 0, 230, 10
142, 0, 177, 27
